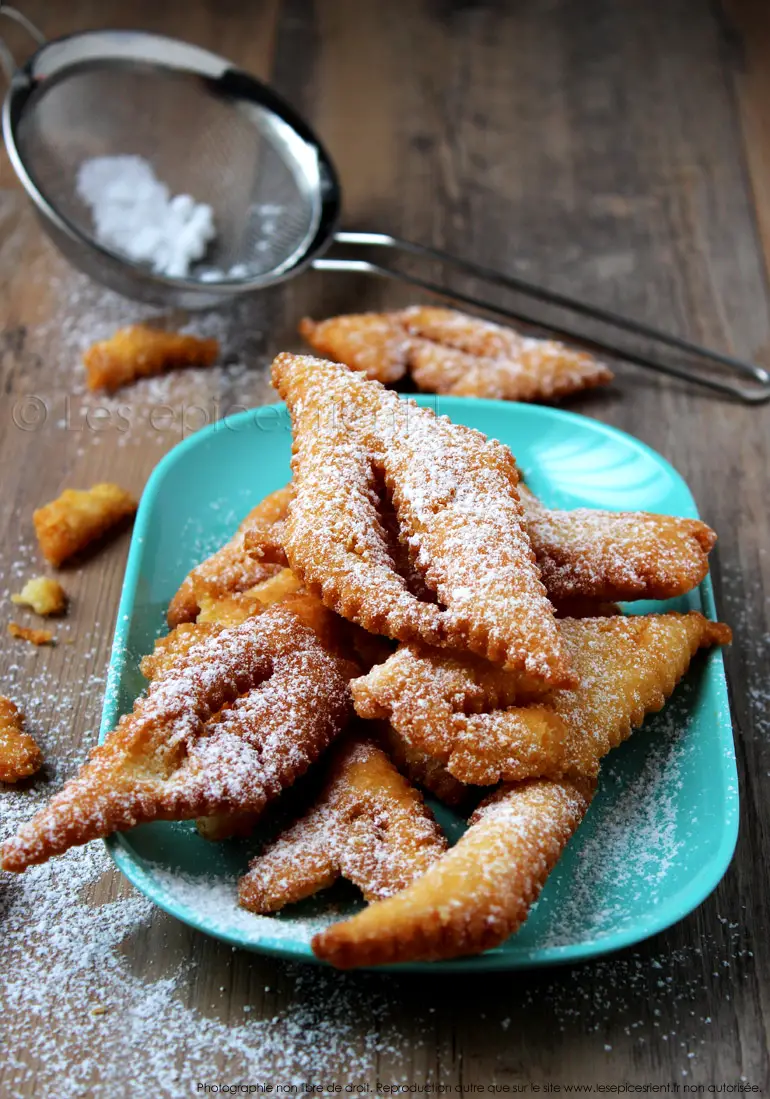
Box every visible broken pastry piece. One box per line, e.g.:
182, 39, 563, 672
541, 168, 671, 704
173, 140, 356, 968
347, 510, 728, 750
83, 324, 219, 392
34, 483, 137, 567
0, 696, 43, 783
519, 485, 717, 601
8, 623, 54, 646
299, 306, 612, 400
11, 577, 68, 616
1, 606, 352, 872
167, 485, 292, 627
352, 612, 731, 785
312, 775, 594, 968
272, 352, 569, 686
239, 737, 448, 914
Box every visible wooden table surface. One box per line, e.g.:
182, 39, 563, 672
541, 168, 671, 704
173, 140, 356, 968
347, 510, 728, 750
1, 2, 769, 1095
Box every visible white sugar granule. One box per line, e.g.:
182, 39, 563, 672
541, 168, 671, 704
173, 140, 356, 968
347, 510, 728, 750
77, 156, 216, 278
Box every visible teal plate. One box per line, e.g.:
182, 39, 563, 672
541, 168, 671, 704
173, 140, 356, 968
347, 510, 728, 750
102, 397, 738, 972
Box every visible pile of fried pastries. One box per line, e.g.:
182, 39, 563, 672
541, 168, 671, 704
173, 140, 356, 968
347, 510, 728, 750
2, 351, 730, 968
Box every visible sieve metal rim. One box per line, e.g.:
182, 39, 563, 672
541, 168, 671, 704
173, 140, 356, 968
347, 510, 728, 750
2, 27, 342, 296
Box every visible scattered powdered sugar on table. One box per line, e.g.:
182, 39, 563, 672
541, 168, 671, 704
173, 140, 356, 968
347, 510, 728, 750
0, 841, 398, 1095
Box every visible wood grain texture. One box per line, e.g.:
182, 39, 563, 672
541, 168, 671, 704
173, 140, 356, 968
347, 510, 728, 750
1, 0, 769, 1094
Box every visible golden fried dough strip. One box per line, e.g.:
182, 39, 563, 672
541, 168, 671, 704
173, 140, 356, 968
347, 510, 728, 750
34, 483, 137, 567
312, 775, 594, 967
1, 607, 352, 872
352, 612, 731, 784
146, 585, 354, 841
299, 308, 612, 400
243, 481, 714, 605
398, 306, 612, 401
407, 338, 610, 402
519, 486, 717, 601
167, 486, 293, 626
195, 568, 304, 628
197, 587, 357, 842
238, 738, 447, 913
272, 353, 568, 685
0, 696, 43, 783
299, 314, 411, 383
83, 325, 218, 392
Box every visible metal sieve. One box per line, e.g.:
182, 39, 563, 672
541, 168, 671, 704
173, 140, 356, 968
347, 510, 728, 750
2, 5, 768, 402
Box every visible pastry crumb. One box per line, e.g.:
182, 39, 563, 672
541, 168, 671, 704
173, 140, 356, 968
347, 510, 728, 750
8, 622, 55, 646
11, 577, 68, 616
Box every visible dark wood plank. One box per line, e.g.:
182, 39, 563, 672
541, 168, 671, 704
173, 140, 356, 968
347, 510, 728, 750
1, 0, 768, 1094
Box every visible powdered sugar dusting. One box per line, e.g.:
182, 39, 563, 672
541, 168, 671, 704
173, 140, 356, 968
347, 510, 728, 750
275, 353, 566, 681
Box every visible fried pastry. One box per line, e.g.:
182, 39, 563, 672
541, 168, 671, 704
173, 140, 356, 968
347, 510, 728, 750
547, 612, 731, 777
407, 336, 609, 402
193, 589, 362, 844
398, 306, 612, 401
11, 577, 68, 616
0, 696, 43, 783
8, 622, 54, 646
238, 737, 447, 913
519, 485, 717, 601
1, 606, 352, 872
312, 775, 595, 967
244, 481, 713, 606
352, 612, 731, 784
167, 486, 292, 626
83, 325, 219, 392
272, 352, 568, 686
353, 643, 565, 785
299, 314, 411, 384
34, 483, 137, 568
299, 307, 612, 401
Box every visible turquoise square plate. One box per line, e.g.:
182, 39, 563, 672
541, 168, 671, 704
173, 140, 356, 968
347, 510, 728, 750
102, 397, 737, 972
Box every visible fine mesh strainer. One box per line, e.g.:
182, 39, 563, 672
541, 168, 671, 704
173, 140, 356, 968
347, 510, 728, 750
2, 6, 769, 403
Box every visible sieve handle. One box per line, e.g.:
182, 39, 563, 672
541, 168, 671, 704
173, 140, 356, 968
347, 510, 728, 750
0, 4, 45, 81
311, 231, 770, 405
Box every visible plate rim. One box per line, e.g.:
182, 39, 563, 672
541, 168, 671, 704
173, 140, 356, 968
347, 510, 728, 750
101, 397, 738, 973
